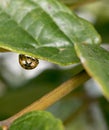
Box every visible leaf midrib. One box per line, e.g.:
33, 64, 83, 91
0, 0, 74, 48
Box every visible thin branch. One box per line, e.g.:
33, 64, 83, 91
0, 71, 90, 129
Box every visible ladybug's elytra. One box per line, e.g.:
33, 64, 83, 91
19, 54, 39, 70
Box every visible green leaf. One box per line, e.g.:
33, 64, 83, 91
75, 43, 109, 99
0, 0, 101, 65
9, 111, 64, 130
59, 0, 92, 6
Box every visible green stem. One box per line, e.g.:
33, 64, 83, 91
0, 71, 90, 129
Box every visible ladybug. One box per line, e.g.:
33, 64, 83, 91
19, 54, 39, 70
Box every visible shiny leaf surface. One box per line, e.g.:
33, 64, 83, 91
0, 0, 101, 65
75, 43, 109, 99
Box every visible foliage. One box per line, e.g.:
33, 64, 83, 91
9, 111, 64, 130
0, 0, 109, 130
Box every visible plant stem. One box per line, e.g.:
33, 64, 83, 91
0, 71, 90, 128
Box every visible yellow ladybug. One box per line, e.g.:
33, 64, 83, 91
19, 54, 39, 70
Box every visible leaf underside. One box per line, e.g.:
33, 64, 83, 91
0, 0, 101, 65
75, 43, 109, 99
